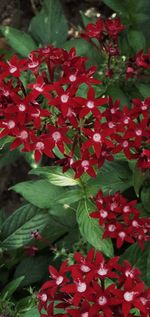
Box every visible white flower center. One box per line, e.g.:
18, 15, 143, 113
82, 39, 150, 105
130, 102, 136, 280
100, 209, 108, 219
141, 105, 147, 110
123, 117, 130, 124
8, 120, 15, 129
52, 131, 61, 142
3, 90, 9, 97
20, 130, 28, 140
18, 104, 26, 112
41, 293, 47, 302
87, 101, 94, 109
81, 160, 89, 169
108, 121, 115, 128
36, 141, 44, 150
122, 141, 129, 148
110, 202, 117, 211
60, 94, 69, 103
69, 74, 76, 82
33, 84, 44, 92
32, 109, 40, 118
123, 206, 130, 213
118, 231, 126, 239
124, 291, 134, 302
125, 270, 134, 278
98, 296, 107, 306
135, 129, 142, 136
97, 267, 108, 276
9, 66, 17, 73
93, 133, 101, 142
28, 61, 39, 68
77, 282, 87, 293
56, 276, 64, 286
108, 224, 116, 232
81, 265, 91, 273
132, 220, 139, 227
110, 108, 115, 114
81, 313, 88, 317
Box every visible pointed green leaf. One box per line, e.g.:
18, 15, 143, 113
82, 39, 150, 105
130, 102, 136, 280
76, 199, 114, 257
0, 26, 37, 56
141, 186, 150, 212
29, 0, 68, 46
11, 179, 66, 208
101, 0, 127, 14
127, 29, 146, 52
29, 166, 79, 187
1, 276, 24, 299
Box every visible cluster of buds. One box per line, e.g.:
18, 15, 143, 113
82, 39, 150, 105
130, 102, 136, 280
91, 191, 150, 248
81, 17, 125, 56
0, 43, 149, 177
37, 248, 150, 317
126, 49, 150, 79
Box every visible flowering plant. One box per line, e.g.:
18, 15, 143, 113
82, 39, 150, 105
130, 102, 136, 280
0, 0, 149, 316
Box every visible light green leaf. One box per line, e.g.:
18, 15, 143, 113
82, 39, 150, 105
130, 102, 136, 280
76, 199, 114, 257
10, 179, 65, 208
29, 166, 79, 187
29, 0, 68, 46
57, 189, 82, 205
0, 26, 37, 56
1, 204, 51, 249
132, 166, 147, 197
20, 306, 39, 317
1, 276, 24, 299
87, 160, 132, 196
14, 255, 50, 286
127, 29, 146, 52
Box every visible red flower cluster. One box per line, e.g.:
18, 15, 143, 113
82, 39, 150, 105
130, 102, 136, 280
91, 191, 150, 248
37, 248, 150, 317
81, 17, 125, 56
0, 33, 149, 177
126, 48, 150, 79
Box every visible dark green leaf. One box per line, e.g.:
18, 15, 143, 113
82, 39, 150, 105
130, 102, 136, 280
0, 26, 37, 56
127, 29, 146, 52
29, 0, 68, 46
1, 204, 50, 249
132, 166, 147, 197
121, 243, 150, 285
76, 199, 114, 257
87, 160, 132, 196
107, 85, 130, 108
20, 307, 39, 317
11, 179, 65, 208
1, 277, 24, 299
135, 83, 150, 98
14, 255, 50, 286
80, 11, 96, 27
101, 0, 127, 14
141, 187, 150, 212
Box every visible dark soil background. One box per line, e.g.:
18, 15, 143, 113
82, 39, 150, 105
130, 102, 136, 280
0, 0, 111, 213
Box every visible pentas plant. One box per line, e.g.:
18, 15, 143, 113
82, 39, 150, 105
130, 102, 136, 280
37, 249, 150, 317
91, 191, 150, 249
0, 16, 150, 317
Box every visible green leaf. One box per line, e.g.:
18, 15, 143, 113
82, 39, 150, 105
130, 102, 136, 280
127, 29, 146, 52
29, 166, 79, 187
141, 186, 150, 212
101, 0, 127, 14
76, 199, 114, 257
1, 276, 24, 299
121, 243, 150, 285
1, 204, 68, 250
80, 11, 96, 27
0, 26, 37, 57
29, 0, 68, 46
135, 83, 150, 98
147, 253, 150, 285
107, 85, 130, 108
63, 39, 103, 66
10, 179, 65, 208
14, 255, 50, 286
132, 166, 147, 197
57, 189, 82, 205
87, 160, 132, 196
20, 306, 39, 317
0, 135, 13, 149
